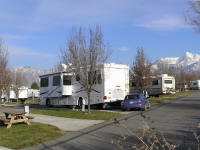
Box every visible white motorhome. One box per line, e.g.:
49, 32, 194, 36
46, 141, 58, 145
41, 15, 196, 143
147, 74, 175, 96
190, 80, 200, 90
40, 63, 129, 107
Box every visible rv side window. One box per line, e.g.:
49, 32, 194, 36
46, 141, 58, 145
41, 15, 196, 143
165, 80, 172, 84
53, 76, 61, 86
88, 71, 102, 84
97, 73, 102, 84
63, 75, 72, 85
193, 82, 197, 85
152, 80, 158, 85
40, 77, 49, 87
88, 71, 96, 85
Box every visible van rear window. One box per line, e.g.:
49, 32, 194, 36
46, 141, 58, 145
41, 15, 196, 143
125, 95, 139, 99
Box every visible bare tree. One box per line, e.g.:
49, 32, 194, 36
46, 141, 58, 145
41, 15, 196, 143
185, 0, 200, 32
0, 38, 12, 101
60, 25, 110, 113
131, 47, 152, 92
48, 63, 63, 73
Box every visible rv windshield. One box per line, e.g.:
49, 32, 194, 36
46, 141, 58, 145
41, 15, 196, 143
53, 76, 61, 86
165, 80, 172, 84
63, 75, 72, 85
152, 80, 159, 85
40, 77, 49, 87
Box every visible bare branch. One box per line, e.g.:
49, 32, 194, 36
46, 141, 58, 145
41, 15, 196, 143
60, 25, 111, 113
186, 0, 200, 32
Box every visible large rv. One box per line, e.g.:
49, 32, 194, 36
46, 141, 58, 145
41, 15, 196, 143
190, 80, 200, 90
40, 63, 129, 107
147, 74, 175, 96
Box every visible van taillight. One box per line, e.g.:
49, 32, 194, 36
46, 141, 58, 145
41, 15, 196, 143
122, 101, 127, 105
137, 101, 142, 104
103, 96, 107, 100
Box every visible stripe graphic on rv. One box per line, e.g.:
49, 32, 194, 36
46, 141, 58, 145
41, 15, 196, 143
40, 91, 48, 95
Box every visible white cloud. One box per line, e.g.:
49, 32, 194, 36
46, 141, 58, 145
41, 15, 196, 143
136, 15, 191, 30
7, 45, 59, 69
0, 0, 190, 31
0, 34, 34, 41
118, 46, 129, 51
8, 45, 56, 58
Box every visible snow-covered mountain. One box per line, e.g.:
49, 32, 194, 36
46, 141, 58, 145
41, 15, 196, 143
152, 52, 200, 72
11, 66, 49, 87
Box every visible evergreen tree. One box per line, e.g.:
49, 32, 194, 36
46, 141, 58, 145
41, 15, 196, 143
31, 82, 39, 89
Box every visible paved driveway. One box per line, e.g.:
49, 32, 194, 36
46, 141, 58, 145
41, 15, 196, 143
31, 114, 104, 131
0, 108, 104, 131
21, 92, 200, 150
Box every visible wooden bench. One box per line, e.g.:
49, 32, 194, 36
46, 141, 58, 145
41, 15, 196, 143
0, 117, 11, 127
26, 116, 34, 121
1, 111, 35, 128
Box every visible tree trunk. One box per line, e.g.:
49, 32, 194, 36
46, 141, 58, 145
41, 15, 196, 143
87, 92, 91, 114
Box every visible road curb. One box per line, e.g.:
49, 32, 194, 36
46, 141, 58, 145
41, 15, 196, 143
0, 146, 12, 150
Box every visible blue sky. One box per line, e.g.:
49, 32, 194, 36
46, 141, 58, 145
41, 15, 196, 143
0, 0, 200, 69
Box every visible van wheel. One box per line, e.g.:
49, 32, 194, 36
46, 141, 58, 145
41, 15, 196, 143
142, 104, 147, 111
148, 102, 151, 109
121, 108, 126, 111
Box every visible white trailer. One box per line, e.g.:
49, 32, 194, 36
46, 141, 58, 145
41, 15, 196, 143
9, 86, 29, 100
147, 74, 175, 96
40, 63, 129, 107
190, 80, 200, 90
18, 86, 28, 99
28, 89, 40, 98
9, 89, 16, 100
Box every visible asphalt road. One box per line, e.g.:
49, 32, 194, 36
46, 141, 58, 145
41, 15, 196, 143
22, 92, 200, 150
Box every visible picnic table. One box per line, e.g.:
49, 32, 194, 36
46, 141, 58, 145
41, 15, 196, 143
0, 111, 34, 128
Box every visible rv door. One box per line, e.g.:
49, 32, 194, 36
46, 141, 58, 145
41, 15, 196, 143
62, 75, 72, 96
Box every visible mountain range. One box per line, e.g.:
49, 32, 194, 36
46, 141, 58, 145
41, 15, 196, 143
11, 52, 200, 87
152, 52, 200, 72
11, 66, 49, 87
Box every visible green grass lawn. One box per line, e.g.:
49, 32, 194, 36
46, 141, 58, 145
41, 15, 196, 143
30, 108, 122, 120
0, 122, 65, 149
149, 90, 197, 103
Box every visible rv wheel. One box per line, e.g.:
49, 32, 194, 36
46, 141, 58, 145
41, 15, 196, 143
102, 103, 108, 109
46, 99, 51, 107
78, 98, 83, 110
